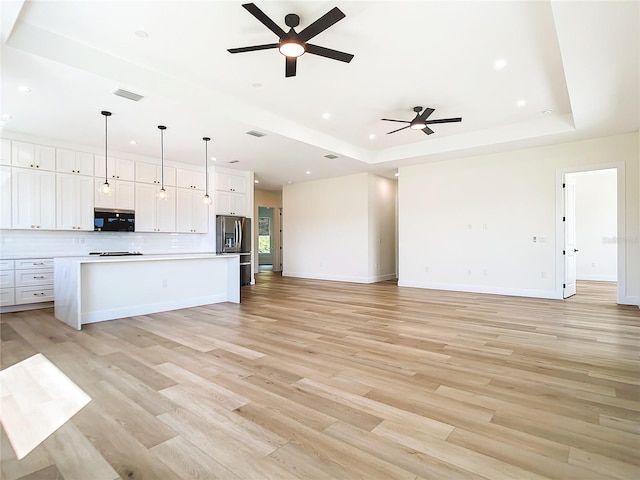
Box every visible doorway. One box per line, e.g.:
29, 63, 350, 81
560, 167, 621, 302
258, 206, 282, 272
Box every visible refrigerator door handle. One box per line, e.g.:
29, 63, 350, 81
238, 220, 243, 250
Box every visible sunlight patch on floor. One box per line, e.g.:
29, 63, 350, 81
0, 353, 91, 460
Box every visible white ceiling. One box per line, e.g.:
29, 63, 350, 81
1, 1, 638, 190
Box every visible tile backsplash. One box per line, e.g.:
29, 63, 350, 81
0, 230, 215, 259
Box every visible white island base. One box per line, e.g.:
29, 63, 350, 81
54, 254, 239, 330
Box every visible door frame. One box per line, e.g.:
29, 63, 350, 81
555, 162, 626, 303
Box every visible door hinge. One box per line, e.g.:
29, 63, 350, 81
563, 250, 566, 255
563, 216, 566, 222
562, 183, 565, 188
563, 283, 566, 288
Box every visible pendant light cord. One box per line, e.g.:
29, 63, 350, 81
205, 138, 209, 194
161, 128, 164, 189
101, 111, 111, 184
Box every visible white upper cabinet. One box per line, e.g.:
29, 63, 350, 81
56, 174, 94, 230
11, 168, 56, 230
94, 155, 135, 181
0, 139, 11, 166
56, 149, 94, 176
215, 171, 247, 194
0, 166, 11, 228
94, 178, 135, 211
135, 183, 176, 233
176, 168, 205, 190
215, 190, 247, 217
135, 162, 176, 186
12, 142, 56, 171
176, 189, 209, 233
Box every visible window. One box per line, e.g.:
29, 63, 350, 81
258, 216, 270, 254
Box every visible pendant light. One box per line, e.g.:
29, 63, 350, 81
157, 125, 167, 200
100, 111, 112, 195
202, 137, 212, 205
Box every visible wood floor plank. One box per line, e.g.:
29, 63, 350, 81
0, 276, 637, 479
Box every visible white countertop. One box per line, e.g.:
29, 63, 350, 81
53, 253, 237, 263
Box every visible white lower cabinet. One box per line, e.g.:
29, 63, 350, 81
1, 258, 54, 308
95, 178, 135, 210
176, 188, 209, 233
57, 174, 94, 230
11, 168, 56, 230
135, 183, 176, 232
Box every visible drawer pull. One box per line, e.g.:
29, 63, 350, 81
33, 292, 45, 296
33, 262, 45, 265
33, 275, 45, 279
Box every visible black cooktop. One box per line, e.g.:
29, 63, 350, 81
89, 252, 143, 256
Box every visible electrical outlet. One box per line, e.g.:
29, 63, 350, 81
482, 269, 487, 276
533, 236, 537, 243
425, 266, 429, 273
467, 269, 472, 275
541, 272, 547, 279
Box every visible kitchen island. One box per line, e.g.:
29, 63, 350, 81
54, 253, 239, 330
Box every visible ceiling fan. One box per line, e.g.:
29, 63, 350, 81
382, 106, 462, 135
227, 3, 354, 78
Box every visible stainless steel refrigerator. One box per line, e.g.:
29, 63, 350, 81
216, 215, 251, 286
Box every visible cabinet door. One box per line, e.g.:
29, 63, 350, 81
94, 177, 116, 209
0, 166, 11, 228
34, 145, 56, 171
177, 169, 205, 190
94, 155, 115, 179
0, 139, 11, 166
135, 162, 160, 184
57, 149, 94, 176
12, 169, 56, 229
116, 158, 135, 181
216, 171, 247, 193
231, 192, 247, 217
157, 187, 176, 233
12, 142, 35, 169
115, 180, 135, 210
176, 189, 209, 233
57, 174, 94, 230
134, 183, 157, 232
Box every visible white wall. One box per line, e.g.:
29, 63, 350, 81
398, 132, 639, 304
283, 173, 396, 283
573, 169, 617, 281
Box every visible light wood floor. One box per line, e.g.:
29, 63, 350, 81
1, 275, 638, 479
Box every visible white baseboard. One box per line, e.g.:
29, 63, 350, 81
396, 280, 562, 300
283, 271, 396, 284
618, 296, 639, 306
577, 274, 617, 282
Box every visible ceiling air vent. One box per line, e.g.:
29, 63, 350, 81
324, 154, 338, 159
112, 88, 144, 102
228, 160, 240, 164
246, 130, 266, 138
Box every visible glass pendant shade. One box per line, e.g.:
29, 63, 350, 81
157, 188, 168, 200
100, 181, 111, 195
202, 194, 212, 205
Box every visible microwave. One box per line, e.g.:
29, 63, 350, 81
94, 209, 135, 232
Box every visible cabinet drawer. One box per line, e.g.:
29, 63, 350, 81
0, 260, 14, 271
0, 288, 15, 306
15, 269, 53, 287
15, 259, 54, 270
15, 286, 54, 304
0, 270, 15, 288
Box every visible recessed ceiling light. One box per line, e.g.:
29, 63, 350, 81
254, 179, 259, 184
516, 99, 527, 107
211, 156, 217, 162
305, 170, 311, 175
287, 181, 292, 184
494, 59, 507, 70
252, 82, 262, 88
542, 109, 553, 115
129, 140, 137, 145
322, 112, 330, 120
1, 114, 12, 120
135, 30, 149, 38
394, 172, 399, 177
369, 134, 376, 140
18, 85, 31, 93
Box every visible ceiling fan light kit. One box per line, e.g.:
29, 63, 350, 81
228, 3, 354, 77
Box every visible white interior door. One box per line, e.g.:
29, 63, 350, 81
564, 177, 577, 298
